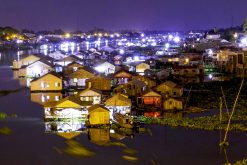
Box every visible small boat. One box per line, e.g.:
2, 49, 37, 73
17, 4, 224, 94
113, 113, 134, 129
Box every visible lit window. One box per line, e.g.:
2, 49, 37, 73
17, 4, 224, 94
73, 67, 78, 72
41, 82, 45, 88
41, 96, 45, 102
55, 96, 60, 101
55, 82, 60, 87
73, 78, 78, 83
46, 96, 50, 99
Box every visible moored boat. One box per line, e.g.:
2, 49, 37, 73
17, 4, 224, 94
113, 113, 134, 129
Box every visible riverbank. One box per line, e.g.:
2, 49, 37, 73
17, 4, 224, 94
135, 113, 247, 131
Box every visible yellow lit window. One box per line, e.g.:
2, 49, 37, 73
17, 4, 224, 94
73, 78, 78, 83
55, 82, 60, 87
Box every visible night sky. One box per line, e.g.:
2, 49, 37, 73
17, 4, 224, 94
0, 0, 247, 31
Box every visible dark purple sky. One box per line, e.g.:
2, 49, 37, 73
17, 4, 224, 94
0, 0, 247, 31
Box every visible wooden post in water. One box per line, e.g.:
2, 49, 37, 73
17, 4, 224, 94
220, 86, 229, 117
220, 79, 244, 146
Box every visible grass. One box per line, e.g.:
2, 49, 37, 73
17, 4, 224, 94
226, 158, 247, 165
135, 112, 247, 132
0, 112, 8, 120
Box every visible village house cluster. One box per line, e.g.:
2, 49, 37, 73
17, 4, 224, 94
12, 30, 247, 126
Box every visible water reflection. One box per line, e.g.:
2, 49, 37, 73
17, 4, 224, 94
18, 77, 32, 87
87, 128, 110, 145
13, 70, 19, 80
45, 120, 86, 139
63, 140, 96, 157
31, 92, 62, 105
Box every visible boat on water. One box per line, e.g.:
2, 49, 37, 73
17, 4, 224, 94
113, 113, 134, 129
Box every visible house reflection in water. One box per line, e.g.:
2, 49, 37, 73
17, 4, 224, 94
162, 111, 183, 119
87, 128, 110, 145
18, 77, 32, 87
13, 70, 19, 80
45, 120, 86, 139
31, 92, 62, 105
13, 70, 32, 87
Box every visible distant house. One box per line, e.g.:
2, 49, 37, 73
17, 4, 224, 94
156, 69, 170, 80
136, 62, 150, 75
54, 55, 82, 66
44, 96, 87, 119
30, 72, 62, 92
105, 93, 132, 116
156, 81, 183, 97
206, 33, 220, 40
63, 62, 83, 75
31, 92, 62, 105
78, 88, 102, 105
144, 69, 157, 79
138, 90, 161, 108
132, 75, 156, 88
163, 97, 183, 111
172, 65, 204, 83
94, 61, 115, 75
12, 55, 41, 70
87, 105, 110, 126
85, 76, 111, 91
48, 51, 67, 60
114, 79, 147, 96
67, 67, 96, 88
113, 69, 133, 86
18, 60, 53, 78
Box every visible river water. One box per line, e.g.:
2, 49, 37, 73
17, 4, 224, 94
0, 50, 247, 165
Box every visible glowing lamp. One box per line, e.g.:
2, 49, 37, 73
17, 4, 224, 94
173, 36, 180, 43
65, 33, 71, 38
168, 34, 173, 41
95, 66, 106, 73
119, 49, 124, 54
209, 74, 213, 79
134, 56, 139, 61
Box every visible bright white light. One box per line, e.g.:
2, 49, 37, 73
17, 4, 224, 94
119, 49, 124, 54
142, 39, 146, 42
141, 33, 145, 37
168, 34, 173, 41
241, 38, 247, 44
110, 34, 114, 38
39, 35, 43, 39
173, 36, 180, 43
41, 44, 48, 50
105, 40, 108, 46
95, 65, 106, 73
209, 74, 213, 79
151, 42, 157, 46
126, 42, 134, 47
61, 42, 69, 48
118, 42, 122, 46
208, 49, 213, 55
86, 42, 89, 50
16, 40, 23, 44
134, 56, 139, 61
165, 43, 170, 48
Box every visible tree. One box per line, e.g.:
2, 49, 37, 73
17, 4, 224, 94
243, 18, 247, 34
